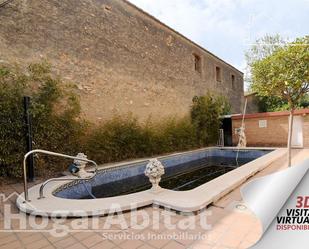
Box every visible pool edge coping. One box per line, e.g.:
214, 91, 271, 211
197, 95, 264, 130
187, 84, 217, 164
16, 147, 285, 216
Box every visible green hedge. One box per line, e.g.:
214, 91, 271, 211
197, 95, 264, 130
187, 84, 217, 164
0, 62, 230, 178
0, 62, 86, 178
85, 116, 198, 163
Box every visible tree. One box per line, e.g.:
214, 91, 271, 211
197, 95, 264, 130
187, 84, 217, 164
246, 34, 286, 67
256, 95, 288, 112
245, 34, 286, 86
246, 34, 289, 111
256, 94, 309, 112
251, 36, 309, 166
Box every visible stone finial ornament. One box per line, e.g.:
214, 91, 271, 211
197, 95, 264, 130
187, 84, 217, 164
73, 153, 93, 178
145, 158, 165, 192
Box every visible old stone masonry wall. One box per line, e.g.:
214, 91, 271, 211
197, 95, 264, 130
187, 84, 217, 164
0, 0, 244, 122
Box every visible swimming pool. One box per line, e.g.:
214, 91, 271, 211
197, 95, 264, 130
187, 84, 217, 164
53, 148, 272, 200
17, 147, 284, 216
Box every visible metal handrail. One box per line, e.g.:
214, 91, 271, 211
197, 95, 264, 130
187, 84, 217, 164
23, 149, 98, 202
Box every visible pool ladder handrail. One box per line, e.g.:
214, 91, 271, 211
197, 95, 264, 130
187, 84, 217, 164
23, 149, 98, 202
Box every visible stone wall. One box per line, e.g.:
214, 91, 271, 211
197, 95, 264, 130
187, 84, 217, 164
0, 0, 244, 123
245, 93, 259, 114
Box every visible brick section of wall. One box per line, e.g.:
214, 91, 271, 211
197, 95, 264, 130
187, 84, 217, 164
232, 116, 289, 147
0, 0, 243, 122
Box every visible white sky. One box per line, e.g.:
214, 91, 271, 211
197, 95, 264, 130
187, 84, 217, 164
128, 0, 309, 79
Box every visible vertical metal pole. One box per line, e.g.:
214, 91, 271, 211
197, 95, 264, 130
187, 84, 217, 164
23, 96, 34, 182
241, 97, 248, 129
23, 157, 29, 202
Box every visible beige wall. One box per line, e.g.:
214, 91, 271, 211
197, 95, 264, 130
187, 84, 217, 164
0, 0, 243, 123
232, 114, 309, 147
232, 116, 289, 147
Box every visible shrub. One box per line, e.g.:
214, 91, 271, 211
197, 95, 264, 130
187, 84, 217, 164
0, 62, 230, 178
0, 62, 86, 178
85, 115, 150, 163
155, 117, 198, 153
0, 68, 26, 177
190, 93, 230, 146
84, 116, 199, 164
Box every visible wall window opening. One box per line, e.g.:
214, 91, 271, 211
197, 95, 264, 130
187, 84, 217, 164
216, 66, 221, 82
193, 54, 201, 73
231, 74, 235, 89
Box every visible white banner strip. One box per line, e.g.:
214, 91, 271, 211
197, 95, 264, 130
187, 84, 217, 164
241, 158, 309, 233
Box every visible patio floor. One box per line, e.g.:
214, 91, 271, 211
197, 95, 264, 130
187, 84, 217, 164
1, 149, 308, 249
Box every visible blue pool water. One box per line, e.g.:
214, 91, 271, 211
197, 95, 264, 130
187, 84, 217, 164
54, 149, 272, 199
